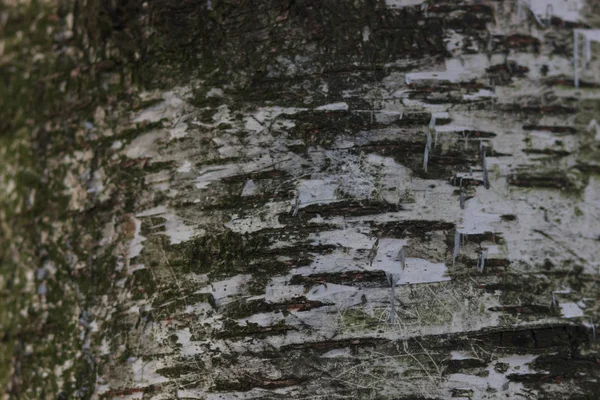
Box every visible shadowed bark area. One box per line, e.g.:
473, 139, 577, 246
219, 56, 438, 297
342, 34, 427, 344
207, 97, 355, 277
0, 0, 600, 399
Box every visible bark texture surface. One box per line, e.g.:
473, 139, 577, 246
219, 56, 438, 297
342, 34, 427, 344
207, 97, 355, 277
0, 0, 600, 399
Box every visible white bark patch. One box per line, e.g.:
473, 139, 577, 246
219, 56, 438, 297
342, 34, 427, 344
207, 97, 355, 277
196, 274, 252, 305
177, 160, 192, 173
131, 358, 169, 386
296, 179, 339, 207
560, 302, 585, 318
385, 0, 426, 7
128, 218, 146, 260
321, 348, 353, 358
457, 196, 501, 235
305, 283, 360, 303
206, 87, 224, 98
362, 25, 371, 42
368, 238, 450, 284
225, 202, 288, 234
315, 102, 349, 111
449, 351, 472, 361
169, 122, 188, 140
308, 228, 373, 248
527, 0, 583, 23
405, 58, 479, 83
127, 264, 145, 274
125, 130, 165, 159
462, 88, 495, 101
244, 106, 306, 133
134, 91, 190, 123
241, 179, 258, 197
175, 328, 204, 356
177, 389, 204, 399
194, 164, 240, 189
136, 206, 198, 244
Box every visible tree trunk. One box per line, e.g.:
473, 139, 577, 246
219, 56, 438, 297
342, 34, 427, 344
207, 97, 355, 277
1, 0, 599, 399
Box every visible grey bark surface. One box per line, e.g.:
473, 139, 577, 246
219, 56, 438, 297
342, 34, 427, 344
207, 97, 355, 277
0, 0, 599, 399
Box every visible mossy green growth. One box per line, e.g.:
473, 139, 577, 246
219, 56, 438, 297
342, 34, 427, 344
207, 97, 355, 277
0, 0, 151, 396
339, 308, 381, 331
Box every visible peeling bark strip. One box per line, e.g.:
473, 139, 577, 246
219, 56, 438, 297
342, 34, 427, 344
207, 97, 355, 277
1, 0, 600, 399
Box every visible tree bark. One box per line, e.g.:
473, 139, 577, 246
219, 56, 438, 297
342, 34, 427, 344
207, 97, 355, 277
1, 0, 599, 399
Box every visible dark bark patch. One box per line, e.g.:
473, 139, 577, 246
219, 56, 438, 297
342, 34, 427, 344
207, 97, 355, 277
212, 376, 305, 392
488, 305, 552, 315
216, 321, 297, 339
290, 270, 389, 288
508, 173, 574, 189
226, 297, 328, 319
281, 337, 387, 353
280, 200, 403, 224
373, 220, 455, 239
522, 125, 577, 135
505, 34, 541, 51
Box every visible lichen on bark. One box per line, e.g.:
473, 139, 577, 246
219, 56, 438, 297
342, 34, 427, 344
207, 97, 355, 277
1, 0, 600, 399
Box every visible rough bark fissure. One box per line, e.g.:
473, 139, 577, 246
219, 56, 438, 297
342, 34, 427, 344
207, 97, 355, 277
1, 0, 600, 399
